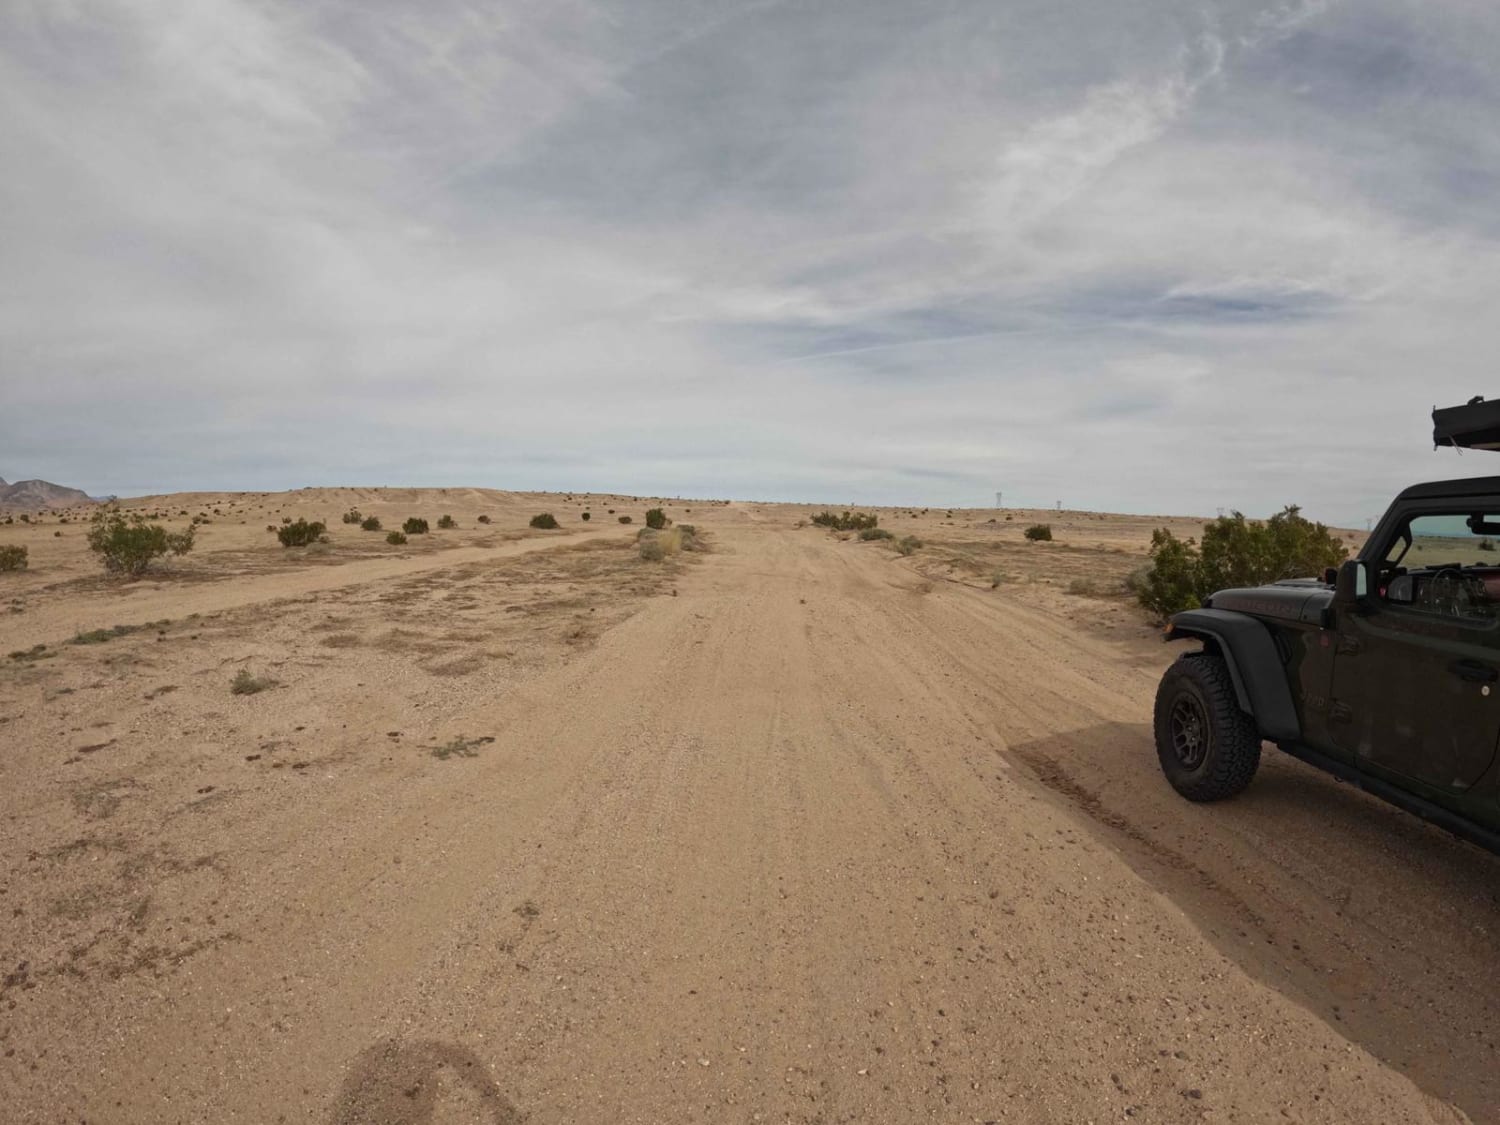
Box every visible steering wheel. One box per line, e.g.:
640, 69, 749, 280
1427, 567, 1475, 617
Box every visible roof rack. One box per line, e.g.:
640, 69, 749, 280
1433, 396, 1500, 452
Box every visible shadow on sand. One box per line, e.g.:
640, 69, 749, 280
331, 1039, 524, 1125
1009, 722, 1500, 1125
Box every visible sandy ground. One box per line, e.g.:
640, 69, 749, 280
0, 490, 1489, 1124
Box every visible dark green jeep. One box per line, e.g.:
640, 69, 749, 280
1154, 398, 1500, 854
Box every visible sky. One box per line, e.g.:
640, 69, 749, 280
4, 0, 1500, 525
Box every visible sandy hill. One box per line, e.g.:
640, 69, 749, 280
0, 477, 95, 510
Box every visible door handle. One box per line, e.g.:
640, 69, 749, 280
1448, 658, 1498, 683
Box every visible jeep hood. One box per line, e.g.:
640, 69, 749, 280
1204, 580, 1333, 625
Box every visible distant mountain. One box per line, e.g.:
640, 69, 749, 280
0, 478, 96, 510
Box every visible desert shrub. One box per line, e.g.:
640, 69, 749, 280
341, 509, 363, 525
859, 527, 894, 541
386, 530, 408, 545
639, 536, 666, 562
281, 516, 292, 524
1024, 524, 1053, 542
618, 515, 632, 524
0, 545, 28, 571
811, 511, 878, 531
1481, 538, 1497, 553
1067, 578, 1097, 596
895, 535, 922, 556
277, 519, 326, 547
403, 517, 429, 535
1136, 506, 1347, 620
19, 514, 29, 524
360, 516, 382, 531
477, 514, 491, 524
645, 507, 668, 530
87, 510, 195, 576
529, 513, 559, 530
437, 514, 457, 529
990, 570, 1011, 588
581, 512, 591, 521
230, 668, 275, 695
70, 624, 138, 645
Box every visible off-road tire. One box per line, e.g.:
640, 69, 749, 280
1153, 651, 1262, 801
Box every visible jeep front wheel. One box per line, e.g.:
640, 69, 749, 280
1153, 652, 1262, 801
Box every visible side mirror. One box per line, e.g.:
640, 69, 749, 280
1334, 558, 1371, 607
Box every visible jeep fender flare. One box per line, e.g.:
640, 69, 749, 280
1165, 608, 1300, 742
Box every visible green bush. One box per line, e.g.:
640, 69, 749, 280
645, 508, 668, 530
811, 511, 878, 531
0, 545, 27, 571
859, 527, 894, 541
1136, 506, 1348, 620
86, 509, 195, 576
1024, 524, 1053, 542
360, 516, 382, 531
403, 517, 429, 535
581, 512, 591, 521
386, 530, 408, 545
341, 509, 363, 525
437, 514, 457, 529
895, 535, 922, 556
529, 513, 559, 529
277, 519, 326, 547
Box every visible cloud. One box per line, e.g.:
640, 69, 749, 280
3, 0, 1500, 524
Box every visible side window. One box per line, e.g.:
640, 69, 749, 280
1379, 512, 1500, 622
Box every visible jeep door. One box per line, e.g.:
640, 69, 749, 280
1330, 511, 1500, 795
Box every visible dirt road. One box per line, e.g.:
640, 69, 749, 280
3, 521, 1494, 1123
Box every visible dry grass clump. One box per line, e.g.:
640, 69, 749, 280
230, 668, 277, 695
70, 624, 142, 645
0, 545, 27, 571
637, 524, 703, 561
